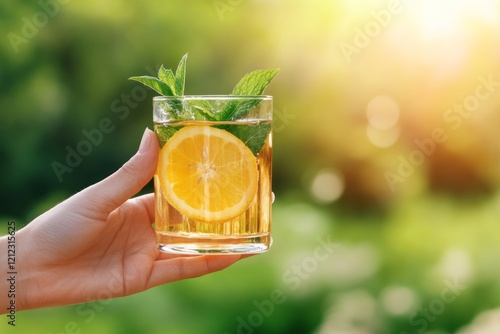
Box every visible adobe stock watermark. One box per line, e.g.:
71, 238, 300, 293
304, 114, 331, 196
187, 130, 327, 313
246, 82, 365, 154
224, 236, 340, 334
273, 106, 295, 133
47, 270, 123, 334
7, 0, 71, 54
5, 221, 17, 327
385, 74, 499, 192
400, 278, 467, 334
213, 0, 244, 21
51, 65, 159, 183
340, 0, 409, 64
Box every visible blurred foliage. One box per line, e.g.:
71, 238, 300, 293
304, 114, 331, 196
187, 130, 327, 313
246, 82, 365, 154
2, 0, 500, 333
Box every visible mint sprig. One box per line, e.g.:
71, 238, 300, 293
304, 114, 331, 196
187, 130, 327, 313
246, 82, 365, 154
223, 122, 272, 155
231, 68, 280, 96
129, 54, 278, 155
218, 68, 279, 121
130, 54, 187, 96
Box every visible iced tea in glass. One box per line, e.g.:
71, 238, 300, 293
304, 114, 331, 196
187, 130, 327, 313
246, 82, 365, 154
153, 96, 272, 254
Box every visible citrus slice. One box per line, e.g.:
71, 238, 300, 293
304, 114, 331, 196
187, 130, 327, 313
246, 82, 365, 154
158, 125, 258, 222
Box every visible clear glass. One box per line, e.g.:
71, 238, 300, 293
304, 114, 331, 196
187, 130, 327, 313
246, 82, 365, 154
153, 96, 273, 254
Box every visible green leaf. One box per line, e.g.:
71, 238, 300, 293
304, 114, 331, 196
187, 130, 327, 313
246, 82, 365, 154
219, 68, 279, 121
129, 54, 188, 97
129, 57, 278, 155
128, 76, 174, 96
217, 99, 262, 121
231, 68, 279, 96
217, 122, 272, 156
190, 100, 217, 121
175, 53, 188, 95
155, 125, 178, 148
215, 68, 278, 153
158, 65, 177, 94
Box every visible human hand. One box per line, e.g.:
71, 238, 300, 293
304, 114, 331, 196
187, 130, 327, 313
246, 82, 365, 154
0, 129, 244, 313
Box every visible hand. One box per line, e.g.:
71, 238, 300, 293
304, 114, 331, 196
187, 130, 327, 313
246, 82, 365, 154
0, 129, 244, 313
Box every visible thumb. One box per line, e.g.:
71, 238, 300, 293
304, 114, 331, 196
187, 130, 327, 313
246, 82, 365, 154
70, 128, 159, 216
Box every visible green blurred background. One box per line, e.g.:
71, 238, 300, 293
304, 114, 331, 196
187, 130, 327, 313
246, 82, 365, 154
2, 0, 500, 333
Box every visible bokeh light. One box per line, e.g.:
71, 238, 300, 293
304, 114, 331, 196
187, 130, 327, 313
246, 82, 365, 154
366, 95, 400, 130
380, 286, 419, 316
310, 169, 345, 203
366, 125, 400, 148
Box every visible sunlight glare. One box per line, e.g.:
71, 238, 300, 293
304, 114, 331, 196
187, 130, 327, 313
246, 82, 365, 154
413, 0, 497, 41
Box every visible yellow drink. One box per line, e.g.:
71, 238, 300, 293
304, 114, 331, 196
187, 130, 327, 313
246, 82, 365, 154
153, 96, 273, 254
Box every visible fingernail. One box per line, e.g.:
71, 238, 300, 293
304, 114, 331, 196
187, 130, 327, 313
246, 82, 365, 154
138, 128, 152, 154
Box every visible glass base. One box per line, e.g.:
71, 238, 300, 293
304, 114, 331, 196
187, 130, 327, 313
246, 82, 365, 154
156, 232, 271, 255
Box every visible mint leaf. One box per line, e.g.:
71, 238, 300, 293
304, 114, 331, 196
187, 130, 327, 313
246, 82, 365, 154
155, 124, 178, 148
129, 53, 188, 97
128, 76, 174, 96
219, 69, 279, 121
190, 100, 217, 121
130, 57, 278, 155
217, 122, 272, 156
130, 54, 188, 123
175, 53, 187, 95
216, 99, 262, 121
158, 66, 177, 94
219, 69, 278, 154
231, 69, 279, 96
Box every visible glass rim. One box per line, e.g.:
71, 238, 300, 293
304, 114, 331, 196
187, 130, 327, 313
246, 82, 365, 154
153, 95, 272, 101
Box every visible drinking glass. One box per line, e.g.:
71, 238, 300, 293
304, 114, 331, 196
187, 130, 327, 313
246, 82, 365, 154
153, 95, 273, 254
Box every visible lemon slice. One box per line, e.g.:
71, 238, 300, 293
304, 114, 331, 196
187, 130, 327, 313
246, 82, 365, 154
158, 125, 258, 222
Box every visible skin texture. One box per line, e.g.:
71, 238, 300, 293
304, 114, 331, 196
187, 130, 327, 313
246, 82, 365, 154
0, 129, 244, 313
